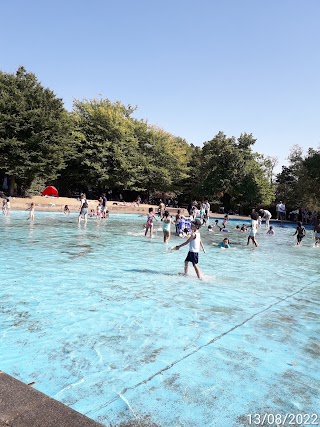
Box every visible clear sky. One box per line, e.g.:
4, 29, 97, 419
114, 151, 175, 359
1, 0, 319, 173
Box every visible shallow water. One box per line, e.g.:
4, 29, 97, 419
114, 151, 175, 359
0, 212, 319, 426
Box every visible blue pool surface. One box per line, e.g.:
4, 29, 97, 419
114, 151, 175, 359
0, 212, 319, 426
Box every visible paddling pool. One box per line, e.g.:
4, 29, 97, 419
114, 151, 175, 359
0, 212, 319, 426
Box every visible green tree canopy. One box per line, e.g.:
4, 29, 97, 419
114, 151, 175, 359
0, 66, 72, 194
199, 132, 274, 208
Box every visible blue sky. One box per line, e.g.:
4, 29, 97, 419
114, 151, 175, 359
1, 0, 319, 173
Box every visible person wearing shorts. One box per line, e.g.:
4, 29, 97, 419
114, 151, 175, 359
174, 219, 206, 279
247, 225, 258, 247
145, 207, 158, 237
260, 209, 272, 229
78, 193, 88, 223
293, 221, 306, 245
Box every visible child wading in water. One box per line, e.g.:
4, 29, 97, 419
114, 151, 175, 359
218, 237, 230, 248
266, 226, 275, 235
247, 225, 258, 247
26, 203, 35, 221
293, 221, 306, 245
174, 219, 206, 279
162, 210, 175, 244
145, 207, 158, 237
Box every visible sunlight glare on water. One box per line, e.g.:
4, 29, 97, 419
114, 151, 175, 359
0, 212, 319, 426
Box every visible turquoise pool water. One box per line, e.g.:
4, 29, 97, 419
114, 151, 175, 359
0, 212, 319, 426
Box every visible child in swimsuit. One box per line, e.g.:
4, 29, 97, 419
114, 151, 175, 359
293, 221, 306, 245
26, 203, 35, 221
247, 225, 258, 247
218, 238, 230, 248
145, 207, 158, 237
162, 210, 175, 243
266, 226, 275, 235
221, 215, 229, 229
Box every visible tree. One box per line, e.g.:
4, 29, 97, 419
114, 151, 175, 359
58, 98, 142, 195
0, 67, 72, 195
278, 146, 320, 210
199, 132, 274, 209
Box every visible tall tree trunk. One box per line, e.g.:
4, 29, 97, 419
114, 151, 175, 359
9, 176, 15, 196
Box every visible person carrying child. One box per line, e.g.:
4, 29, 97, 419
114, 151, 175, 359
174, 219, 206, 279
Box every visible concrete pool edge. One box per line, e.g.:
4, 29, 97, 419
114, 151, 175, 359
0, 371, 103, 427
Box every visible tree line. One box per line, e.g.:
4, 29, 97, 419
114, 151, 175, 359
1, 67, 319, 212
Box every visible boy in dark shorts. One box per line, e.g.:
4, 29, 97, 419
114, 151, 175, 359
174, 219, 206, 279
293, 221, 306, 245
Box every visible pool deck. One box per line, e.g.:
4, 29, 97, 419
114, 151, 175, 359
0, 371, 103, 427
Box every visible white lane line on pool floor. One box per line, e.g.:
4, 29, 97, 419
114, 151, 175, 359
85, 277, 320, 415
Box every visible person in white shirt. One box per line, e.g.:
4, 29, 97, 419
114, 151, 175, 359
260, 209, 272, 228
279, 202, 286, 221
174, 219, 206, 279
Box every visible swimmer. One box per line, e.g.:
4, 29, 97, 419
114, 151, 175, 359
240, 224, 247, 232
266, 226, 275, 235
64, 205, 70, 215
293, 221, 306, 245
179, 227, 191, 238
208, 225, 213, 232
218, 238, 230, 248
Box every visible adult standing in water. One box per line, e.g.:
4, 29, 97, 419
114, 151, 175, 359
159, 199, 165, 218
260, 209, 272, 229
78, 193, 88, 224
